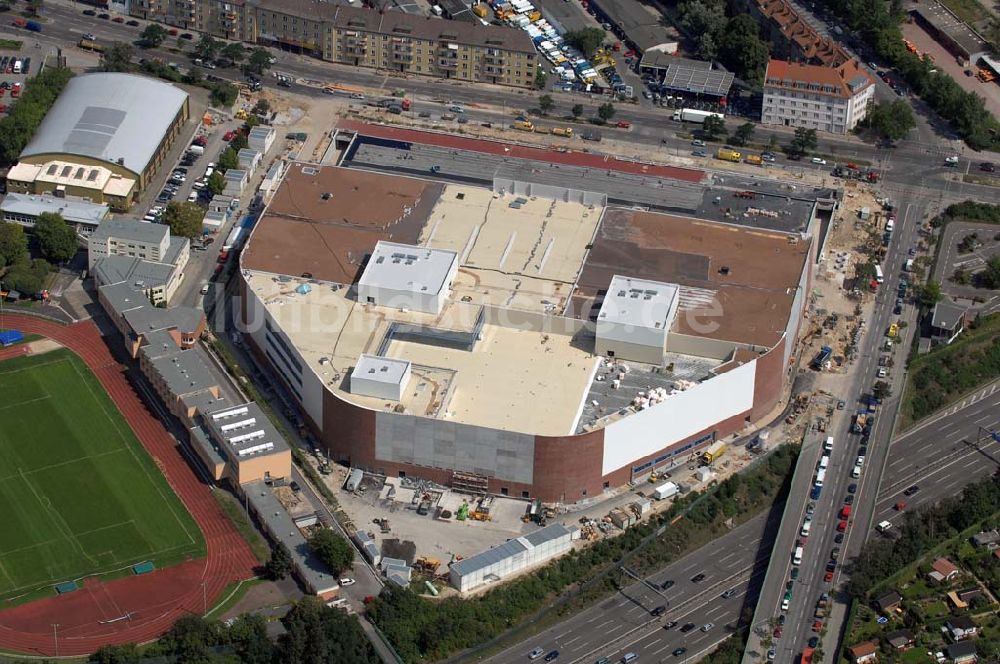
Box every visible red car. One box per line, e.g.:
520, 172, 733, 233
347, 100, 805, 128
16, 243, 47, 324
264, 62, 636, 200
824, 571, 834, 582
836, 520, 848, 532
112, 16, 124, 22
773, 626, 782, 639
0, 104, 7, 113
193, 135, 208, 146
223, 130, 236, 141
168, 28, 178, 35
11, 83, 21, 98
812, 620, 823, 632
623, 49, 636, 58
616, 120, 631, 129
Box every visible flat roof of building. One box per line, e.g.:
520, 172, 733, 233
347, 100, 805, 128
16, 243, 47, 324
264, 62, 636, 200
248, 0, 536, 53
597, 275, 678, 331
353, 354, 411, 389
588, 0, 680, 52
359, 241, 457, 298
0, 193, 110, 226
204, 402, 290, 460
572, 209, 809, 347
90, 218, 168, 245
451, 523, 571, 576
144, 347, 218, 397
242, 164, 442, 284
20, 73, 188, 176
912, 5, 990, 58
660, 61, 735, 97
95, 256, 174, 290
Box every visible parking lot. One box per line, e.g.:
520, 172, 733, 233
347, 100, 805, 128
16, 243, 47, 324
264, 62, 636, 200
933, 220, 1000, 311
0, 38, 49, 117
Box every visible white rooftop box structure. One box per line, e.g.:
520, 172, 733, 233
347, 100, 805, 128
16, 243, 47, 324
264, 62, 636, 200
350, 354, 411, 401
357, 241, 459, 315
595, 275, 679, 365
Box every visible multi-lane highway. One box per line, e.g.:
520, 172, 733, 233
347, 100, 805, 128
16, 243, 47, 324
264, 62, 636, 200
482, 510, 782, 664
743, 193, 929, 662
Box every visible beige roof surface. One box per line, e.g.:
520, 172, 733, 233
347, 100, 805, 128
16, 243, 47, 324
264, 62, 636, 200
246, 271, 596, 435
419, 186, 601, 313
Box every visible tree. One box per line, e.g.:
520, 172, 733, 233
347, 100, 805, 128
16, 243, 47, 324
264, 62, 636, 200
730, 122, 755, 147
534, 68, 547, 90
195, 35, 221, 61
220, 41, 245, 64
161, 201, 205, 239
982, 257, 1000, 289
918, 280, 943, 307
33, 212, 77, 263
252, 99, 271, 117
2, 258, 50, 294
139, 24, 168, 48
0, 223, 28, 268
207, 171, 226, 195
278, 597, 379, 664
160, 614, 218, 664
26, 0, 42, 15
308, 528, 354, 575
596, 102, 616, 123
218, 147, 239, 172
563, 27, 606, 57
571, 104, 584, 120
701, 114, 727, 140
768, 133, 779, 151
678, 0, 726, 60
872, 380, 892, 401
99, 43, 134, 72
538, 94, 554, 115
91, 644, 140, 664
227, 614, 273, 664
209, 81, 239, 108
264, 544, 292, 580
790, 127, 818, 156
953, 267, 970, 285
230, 133, 249, 151
716, 15, 770, 85
245, 47, 273, 75
864, 100, 915, 142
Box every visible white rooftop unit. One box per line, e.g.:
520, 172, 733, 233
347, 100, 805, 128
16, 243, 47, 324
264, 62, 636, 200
356, 241, 459, 315
595, 275, 679, 365
350, 354, 411, 401
212, 405, 249, 420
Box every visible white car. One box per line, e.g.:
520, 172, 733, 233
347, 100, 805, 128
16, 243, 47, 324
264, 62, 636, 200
852, 465, 862, 478
811, 157, 827, 165
529, 647, 545, 660
857, 455, 865, 467
878, 367, 887, 378
339, 578, 356, 586
701, 623, 715, 632
187, 190, 199, 202
200, 283, 210, 294
945, 155, 959, 165
350, 93, 365, 100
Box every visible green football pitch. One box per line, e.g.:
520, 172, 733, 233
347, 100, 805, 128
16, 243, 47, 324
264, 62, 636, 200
0, 349, 205, 603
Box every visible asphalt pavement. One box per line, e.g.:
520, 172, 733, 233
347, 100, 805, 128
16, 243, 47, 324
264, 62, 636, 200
483, 510, 782, 664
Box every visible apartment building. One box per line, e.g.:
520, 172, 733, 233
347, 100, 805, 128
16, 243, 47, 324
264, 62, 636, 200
762, 58, 875, 134
744, 0, 850, 67
245, 0, 536, 87
88, 219, 191, 305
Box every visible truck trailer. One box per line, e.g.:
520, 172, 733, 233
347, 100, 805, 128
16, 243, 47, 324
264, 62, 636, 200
701, 442, 727, 465
653, 481, 679, 501
672, 108, 724, 124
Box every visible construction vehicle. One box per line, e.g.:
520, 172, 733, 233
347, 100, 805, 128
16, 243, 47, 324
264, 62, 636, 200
414, 557, 441, 574
701, 441, 727, 465
374, 518, 390, 533
977, 68, 996, 83
322, 81, 366, 95
810, 345, 832, 370
852, 412, 867, 433
514, 120, 535, 132
550, 127, 573, 137
416, 500, 431, 516
888, 322, 898, 338
471, 496, 494, 521
745, 154, 763, 166
456, 502, 470, 520
716, 149, 741, 163
78, 38, 104, 52
523, 498, 545, 524
472, 3, 488, 18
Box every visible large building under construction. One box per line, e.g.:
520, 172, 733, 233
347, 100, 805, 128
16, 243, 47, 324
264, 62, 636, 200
238, 125, 824, 502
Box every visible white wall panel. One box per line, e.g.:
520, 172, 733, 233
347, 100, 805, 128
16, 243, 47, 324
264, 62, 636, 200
602, 360, 757, 475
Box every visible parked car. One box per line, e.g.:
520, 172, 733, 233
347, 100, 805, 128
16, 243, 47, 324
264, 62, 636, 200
82, 8, 96, 15
544, 651, 559, 662
691, 573, 706, 583
903, 485, 920, 496
980, 162, 996, 173
126, 19, 140, 26
528, 647, 545, 660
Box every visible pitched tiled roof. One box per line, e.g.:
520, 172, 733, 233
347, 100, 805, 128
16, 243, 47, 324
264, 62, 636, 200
765, 58, 875, 99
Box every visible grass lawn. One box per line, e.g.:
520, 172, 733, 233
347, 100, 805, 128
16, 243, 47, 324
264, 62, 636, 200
0, 39, 22, 50
939, 0, 989, 25
0, 349, 205, 604
900, 648, 935, 663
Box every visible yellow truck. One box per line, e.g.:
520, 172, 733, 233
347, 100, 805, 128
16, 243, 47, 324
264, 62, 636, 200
514, 120, 535, 132
551, 126, 573, 137
745, 154, 763, 165
701, 441, 728, 465
716, 149, 742, 163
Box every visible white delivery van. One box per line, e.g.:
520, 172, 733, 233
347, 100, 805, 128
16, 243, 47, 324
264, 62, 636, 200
824, 436, 834, 452
793, 546, 803, 565
885, 219, 894, 233
877, 520, 892, 533
819, 455, 830, 470
815, 468, 826, 487
800, 520, 811, 537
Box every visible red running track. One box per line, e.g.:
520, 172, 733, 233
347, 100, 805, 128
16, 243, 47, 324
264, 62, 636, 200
339, 119, 707, 183
0, 315, 257, 657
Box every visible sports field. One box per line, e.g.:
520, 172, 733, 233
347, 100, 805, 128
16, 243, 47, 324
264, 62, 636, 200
0, 348, 205, 603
